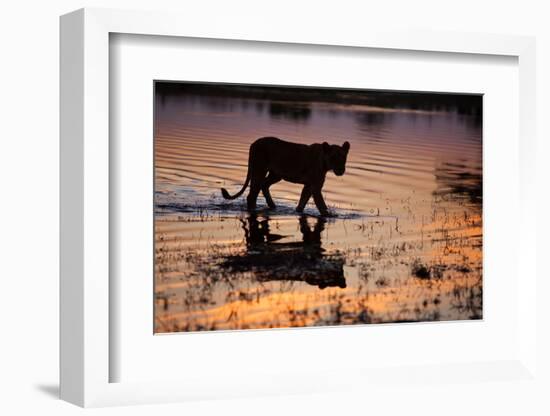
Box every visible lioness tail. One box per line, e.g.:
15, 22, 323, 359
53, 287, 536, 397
221, 169, 251, 200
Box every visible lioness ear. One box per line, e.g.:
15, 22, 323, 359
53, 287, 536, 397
343, 141, 350, 152
322, 142, 330, 152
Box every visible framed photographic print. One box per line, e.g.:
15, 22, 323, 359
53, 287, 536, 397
153, 81, 483, 333
60, 7, 539, 408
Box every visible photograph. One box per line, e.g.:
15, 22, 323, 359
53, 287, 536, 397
154, 82, 483, 333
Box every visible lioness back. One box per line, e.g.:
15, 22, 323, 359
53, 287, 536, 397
251, 137, 322, 183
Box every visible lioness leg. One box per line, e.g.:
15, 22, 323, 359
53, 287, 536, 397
296, 185, 312, 213
312, 188, 329, 216
247, 183, 261, 211
262, 172, 281, 209
247, 170, 267, 211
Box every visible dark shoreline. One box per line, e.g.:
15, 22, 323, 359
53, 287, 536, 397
155, 81, 482, 117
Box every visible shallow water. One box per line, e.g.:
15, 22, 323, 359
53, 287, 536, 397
154, 86, 482, 333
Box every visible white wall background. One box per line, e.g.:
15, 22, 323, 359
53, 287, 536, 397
0, 1, 548, 415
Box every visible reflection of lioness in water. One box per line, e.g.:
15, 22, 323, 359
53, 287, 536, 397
221, 137, 350, 216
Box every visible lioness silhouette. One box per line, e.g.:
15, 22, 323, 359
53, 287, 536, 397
221, 137, 350, 216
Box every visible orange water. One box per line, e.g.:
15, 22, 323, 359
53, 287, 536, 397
154, 88, 482, 332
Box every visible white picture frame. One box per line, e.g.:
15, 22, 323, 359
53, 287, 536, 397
60, 7, 538, 408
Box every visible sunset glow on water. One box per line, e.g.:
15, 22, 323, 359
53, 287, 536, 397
154, 84, 482, 333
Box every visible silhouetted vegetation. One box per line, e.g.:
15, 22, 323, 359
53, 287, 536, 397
155, 81, 482, 119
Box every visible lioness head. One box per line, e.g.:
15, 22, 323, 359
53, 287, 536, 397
322, 141, 350, 176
